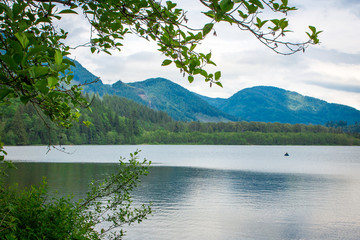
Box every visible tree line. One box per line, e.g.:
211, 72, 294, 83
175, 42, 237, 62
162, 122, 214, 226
1, 94, 359, 146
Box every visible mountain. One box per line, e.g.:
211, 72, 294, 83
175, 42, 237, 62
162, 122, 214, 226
70, 60, 235, 122
125, 78, 237, 121
70, 59, 360, 125
200, 86, 360, 125
106, 78, 237, 122
71, 58, 111, 96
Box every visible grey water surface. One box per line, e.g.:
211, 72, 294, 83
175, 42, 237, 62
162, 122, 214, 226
5, 145, 360, 240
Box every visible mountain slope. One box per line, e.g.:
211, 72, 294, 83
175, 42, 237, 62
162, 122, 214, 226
69, 60, 235, 121
127, 78, 237, 121
202, 86, 360, 124
70, 59, 112, 96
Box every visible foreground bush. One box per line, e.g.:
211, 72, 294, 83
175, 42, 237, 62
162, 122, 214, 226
0, 151, 151, 240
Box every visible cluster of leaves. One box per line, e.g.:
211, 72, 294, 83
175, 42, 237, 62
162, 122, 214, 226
200, 0, 322, 54
0, 151, 152, 240
74, 0, 223, 85
0, 1, 89, 128
81, 151, 152, 239
0, 179, 94, 240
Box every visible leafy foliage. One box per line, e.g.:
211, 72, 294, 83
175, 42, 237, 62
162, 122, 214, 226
0, 1, 88, 128
0, 151, 151, 240
199, 0, 321, 54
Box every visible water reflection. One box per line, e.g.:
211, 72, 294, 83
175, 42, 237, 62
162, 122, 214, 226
128, 167, 360, 240
5, 157, 360, 239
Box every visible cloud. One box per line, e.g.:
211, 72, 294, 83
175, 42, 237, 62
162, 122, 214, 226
306, 80, 360, 93
338, 0, 360, 15
307, 48, 360, 65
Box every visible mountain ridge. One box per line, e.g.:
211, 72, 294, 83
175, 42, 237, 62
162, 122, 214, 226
70, 59, 360, 124
204, 86, 360, 125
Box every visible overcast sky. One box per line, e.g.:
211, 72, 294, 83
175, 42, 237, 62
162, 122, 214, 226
62, 0, 360, 110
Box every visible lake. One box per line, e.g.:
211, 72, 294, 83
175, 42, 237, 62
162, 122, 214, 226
4, 145, 360, 239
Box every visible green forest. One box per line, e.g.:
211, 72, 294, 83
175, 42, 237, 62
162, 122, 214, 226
1, 94, 360, 146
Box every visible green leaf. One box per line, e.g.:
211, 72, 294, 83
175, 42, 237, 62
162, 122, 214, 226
238, 10, 248, 19
203, 10, 215, 19
0, 55, 18, 70
166, 1, 177, 9
83, 120, 92, 127
161, 59, 172, 66
205, 52, 212, 62
249, 0, 264, 9
220, 0, 234, 13
47, 76, 58, 88
279, 18, 288, 30
35, 17, 52, 24
59, 9, 78, 14
188, 75, 194, 83
33, 66, 49, 77
203, 23, 214, 36
215, 81, 223, 88
281, 0, 288, 6
255, 17, 268, 29
20, 96, 31, 104
35, 79, 49, 94
309, 25, 316, 33
55, 50, 63, 65
0, 88, 12, 101
28, 45, 47, 57
15, 32, 29, 49
247, 4, 258, 14
215, 71, 221, 81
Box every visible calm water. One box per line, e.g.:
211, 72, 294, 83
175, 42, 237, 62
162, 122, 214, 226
4, 145, 360, 239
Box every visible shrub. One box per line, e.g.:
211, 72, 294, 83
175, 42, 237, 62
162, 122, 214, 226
0, 151, 151, 240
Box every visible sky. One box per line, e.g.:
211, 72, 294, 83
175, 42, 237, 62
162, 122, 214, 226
61, 0, 360, 110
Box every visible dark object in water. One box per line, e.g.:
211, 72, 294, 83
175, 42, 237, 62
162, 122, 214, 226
284, 152, 289, 156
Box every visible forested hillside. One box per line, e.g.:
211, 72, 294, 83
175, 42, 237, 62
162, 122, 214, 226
0, 95, 173, 145
127, 78, 236, 121
202, 86, 360, 125
1, 95, 359, 146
